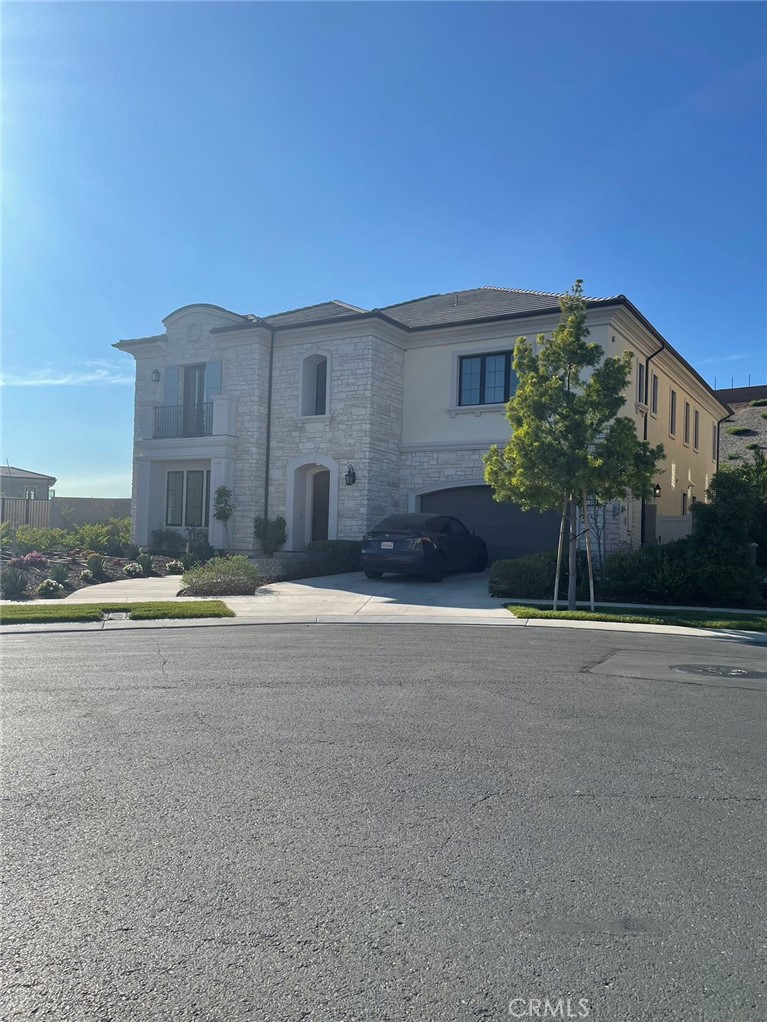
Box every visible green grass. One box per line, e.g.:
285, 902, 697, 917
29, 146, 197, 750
0, 601, 234, 624
506, 604, 767, 632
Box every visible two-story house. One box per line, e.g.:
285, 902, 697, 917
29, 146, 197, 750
115, 287, 730, 560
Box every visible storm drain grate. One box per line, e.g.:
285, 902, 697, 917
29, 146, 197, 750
670, 664, 767, 680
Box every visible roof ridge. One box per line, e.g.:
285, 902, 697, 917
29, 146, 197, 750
265, 299, 367, 319
478, 285, 621, 302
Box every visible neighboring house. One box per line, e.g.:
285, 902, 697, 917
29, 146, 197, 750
715, 385, 767, 467
0, 465, 56, 501
0, 466, 57, 528
115, 288, 731, 560
0, 466, 131, 530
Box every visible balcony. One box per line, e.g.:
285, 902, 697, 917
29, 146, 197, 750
153, 402, 213, 439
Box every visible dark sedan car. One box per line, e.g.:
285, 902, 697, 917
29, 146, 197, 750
361, 513, 488, 582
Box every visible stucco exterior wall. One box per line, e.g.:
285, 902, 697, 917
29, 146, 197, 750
118, 300, 730, 558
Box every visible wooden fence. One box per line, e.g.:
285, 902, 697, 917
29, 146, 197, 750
0, 496, 51, 528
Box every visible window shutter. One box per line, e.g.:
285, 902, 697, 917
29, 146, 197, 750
164, 367, 180, 406
205, 361, 222, 401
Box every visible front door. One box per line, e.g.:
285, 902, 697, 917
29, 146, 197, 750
310, 470, 330, 542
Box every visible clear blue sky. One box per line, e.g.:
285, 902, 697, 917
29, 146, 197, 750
2, 1, 766, 496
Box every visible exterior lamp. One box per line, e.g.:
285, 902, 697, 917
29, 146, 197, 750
151, 369, 161, 383
345, 465, 356, 486
653, 484, 662, 499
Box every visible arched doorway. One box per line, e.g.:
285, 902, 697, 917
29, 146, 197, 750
285, 456, 339, 550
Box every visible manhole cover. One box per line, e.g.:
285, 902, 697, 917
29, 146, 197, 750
670, 664, 767, 680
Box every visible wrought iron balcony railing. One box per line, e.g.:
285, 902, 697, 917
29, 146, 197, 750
153, 402, 213, 439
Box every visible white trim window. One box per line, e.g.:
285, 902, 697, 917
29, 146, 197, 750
650, 373, 659, 415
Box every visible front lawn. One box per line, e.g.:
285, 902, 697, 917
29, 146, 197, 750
506, 604, 767, 633
0, 601, 234, 625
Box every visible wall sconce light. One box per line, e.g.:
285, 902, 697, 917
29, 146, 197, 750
151, 369, 161, 383
653, 484, 662, 499
345, 465, 356, 486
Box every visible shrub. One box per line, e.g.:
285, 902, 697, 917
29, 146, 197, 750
18, 551, 48, 569
37, 579, 65, 599
166, 559, 184, 574
0, 567, 28, 600
180, 555, 263, 596
185, 527, 215, 563
86, 554, 107, 579
124, 543, 141, 560
136, 552, 155, 575
80, 569, 94, 583
151, 528, 185, 555
762, 412, 767, 420
601, 541, 698, 604
253, 516, 287, 557
489, 549, 589, 600
123, 562, 144, 578
690, 472, 763, 606
726, 426, 752, 436
748, 398, 767, 407
48, 563, 70, 584
15, 526, 67, 555
304, 539, 362, 573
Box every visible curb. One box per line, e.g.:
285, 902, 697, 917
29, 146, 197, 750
2, 614, 766, 642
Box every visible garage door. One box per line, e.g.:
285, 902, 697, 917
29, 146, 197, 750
419, 485, 560, 562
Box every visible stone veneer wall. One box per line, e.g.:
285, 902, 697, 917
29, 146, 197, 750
266, 333, 405, 543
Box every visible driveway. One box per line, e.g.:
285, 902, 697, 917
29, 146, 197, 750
58, 569, 512, 624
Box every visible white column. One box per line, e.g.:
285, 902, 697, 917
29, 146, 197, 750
133, 459, 152, 547
208, 456, 236, 550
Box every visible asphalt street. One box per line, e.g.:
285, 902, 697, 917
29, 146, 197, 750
1, 625, 765, 1022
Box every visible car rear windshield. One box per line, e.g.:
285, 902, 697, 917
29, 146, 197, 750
370, 514, 433, 533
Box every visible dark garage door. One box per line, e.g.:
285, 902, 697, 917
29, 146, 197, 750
420, 485, 560, 562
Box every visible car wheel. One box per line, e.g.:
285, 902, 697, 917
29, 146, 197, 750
425, 554, 446, 583
364, 569, 383, 579
472, 546, 488, 572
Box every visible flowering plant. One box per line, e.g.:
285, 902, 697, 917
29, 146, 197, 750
166, 559, 184, 574
123, 562, 144, 578
80, 569, 94, 583
37, 579, 65, 598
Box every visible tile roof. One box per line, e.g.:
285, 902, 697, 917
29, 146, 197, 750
264, 300, 368, 327
0, 466, 57, 481
376, 286, 620, 329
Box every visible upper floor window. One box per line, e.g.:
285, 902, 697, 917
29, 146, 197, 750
459, 351, 517, 406
693, 409, 700, 450
301, 355, 329, 416
683, 401, 691, 445
24, 487, 37, 500
637, 363, 646, 405
669, 389, 677, 436
651, 373, 659, 415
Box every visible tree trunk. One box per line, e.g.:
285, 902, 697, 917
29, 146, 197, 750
582, 492, 595, 612
553, 496, 568, 610
567, 496, 578, 611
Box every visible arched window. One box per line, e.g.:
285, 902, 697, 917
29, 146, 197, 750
301, 354, 329, 416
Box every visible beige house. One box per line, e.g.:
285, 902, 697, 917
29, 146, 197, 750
115, 287, 730, 559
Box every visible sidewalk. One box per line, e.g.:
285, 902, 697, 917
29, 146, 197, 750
1, 572, 765, 642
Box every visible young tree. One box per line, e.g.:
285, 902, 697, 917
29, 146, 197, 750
213, 486, 234, 552
484, 280, 664, 610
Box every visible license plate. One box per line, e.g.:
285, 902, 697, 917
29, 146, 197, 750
380, 541, 394, 549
